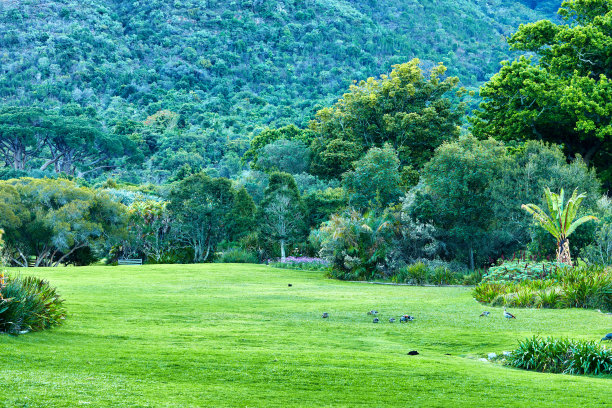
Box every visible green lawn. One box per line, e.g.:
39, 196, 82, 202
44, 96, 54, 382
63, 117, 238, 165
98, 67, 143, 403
1, 264, 610, 407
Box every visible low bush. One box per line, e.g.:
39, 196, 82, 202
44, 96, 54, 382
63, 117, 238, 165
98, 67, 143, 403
482, 261, 568, 283
0, 273, 66, 335
473, 265, 612, 310
391, 262, 463, 286
508, 336, 612, 376
216, 248, 258, 264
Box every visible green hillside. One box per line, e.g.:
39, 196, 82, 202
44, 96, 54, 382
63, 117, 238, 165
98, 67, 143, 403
0, 1, 560, 181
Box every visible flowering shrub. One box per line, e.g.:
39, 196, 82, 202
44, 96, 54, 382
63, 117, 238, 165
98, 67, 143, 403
270, 257, 330, 271
482, 261, 568, 283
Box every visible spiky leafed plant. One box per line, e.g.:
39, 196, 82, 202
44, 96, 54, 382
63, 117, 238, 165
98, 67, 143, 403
522, 188, 597, 266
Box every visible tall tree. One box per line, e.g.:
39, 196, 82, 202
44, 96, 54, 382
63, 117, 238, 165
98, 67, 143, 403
471, 0, 612, 182
168, 173, 235, 262
0, 178, 127, 267
342, 144, 403, 212
411, 136, 508, 269
0, 107, 49, 170
309, 59, 466, 178
228, 187, 256, 242
259, 172, 305, 260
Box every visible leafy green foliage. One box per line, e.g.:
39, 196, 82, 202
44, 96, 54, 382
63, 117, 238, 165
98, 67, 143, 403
0, 106, 138, 177
167, 173, 236, 262
343, 144, 403, 212
121, 199, 174, 263
228, 187, 257, 242
488, 140, 601, 259
0, 1, 556, 172
581, 196, 612, 265
215, 248, 258, 264
508, 336, 612, 375
310, 60, 466, 178
0, 177, 127, 267
259, 172, 306, 259
474, 264, 612, 310
410, 136, 508, 269
471, 0, 612, 183
303, 187, 346, 230
255, 139, 311, 175
483, 261, 569, 283
0, 273, 66, 335
522, 188, 598, 264
318, 209, 400, 280
392, 262, 462, 285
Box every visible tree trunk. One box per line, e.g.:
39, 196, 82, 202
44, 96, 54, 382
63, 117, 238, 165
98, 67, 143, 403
52, 244, 87, 267
280, 239, 286, 262
556, 238, 572, 266
469, 245, 475, 271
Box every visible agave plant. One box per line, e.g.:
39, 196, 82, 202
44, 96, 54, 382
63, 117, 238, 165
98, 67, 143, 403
522, 188, 597, 266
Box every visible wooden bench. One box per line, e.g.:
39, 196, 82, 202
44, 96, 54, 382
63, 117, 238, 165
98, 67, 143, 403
118, 258, 143, 266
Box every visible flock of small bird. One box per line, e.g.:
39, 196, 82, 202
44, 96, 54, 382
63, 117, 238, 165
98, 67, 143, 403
321, 309, 414, 323
321, 307, 611, 342
304, 284, 610, 344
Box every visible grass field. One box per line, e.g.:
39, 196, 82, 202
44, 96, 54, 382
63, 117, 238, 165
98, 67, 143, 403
1, 264, 610, 407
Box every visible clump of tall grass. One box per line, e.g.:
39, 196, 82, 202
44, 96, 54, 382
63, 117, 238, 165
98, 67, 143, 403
0, 273, 66, 335
508, 336, 612, 376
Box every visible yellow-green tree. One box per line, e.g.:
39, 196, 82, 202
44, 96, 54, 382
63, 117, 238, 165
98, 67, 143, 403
309, 59, 466, 178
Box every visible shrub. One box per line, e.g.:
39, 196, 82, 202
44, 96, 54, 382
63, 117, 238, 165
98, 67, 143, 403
537, 288, 563, 308
391, 262, 462, 285
318, 210, 399, 280
0, 274, 66, 335
462, 269, 485, 285
508, 336, 612, 376
483, 261, 567, 283
394, 262, 428, 285
473, 282, 514, 304
473, 264, 612, 311
216, 248, 258, 264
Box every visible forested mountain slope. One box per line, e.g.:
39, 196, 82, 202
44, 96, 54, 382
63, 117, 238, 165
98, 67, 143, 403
0, 0, 560, 181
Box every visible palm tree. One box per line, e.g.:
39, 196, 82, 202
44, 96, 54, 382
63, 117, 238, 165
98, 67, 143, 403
521, 188, 597, 266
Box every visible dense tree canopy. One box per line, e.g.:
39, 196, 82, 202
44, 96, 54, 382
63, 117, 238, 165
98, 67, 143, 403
0, 106, 137, 177
343, 144, 403, 212
411, 137, 509, 269
167, 173, 236, 262
471, 0, 612, 182
309, 59, 466, 178
0, 178, 127, 267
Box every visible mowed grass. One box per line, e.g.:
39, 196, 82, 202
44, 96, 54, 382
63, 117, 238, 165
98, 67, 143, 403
1, 264, 610, 407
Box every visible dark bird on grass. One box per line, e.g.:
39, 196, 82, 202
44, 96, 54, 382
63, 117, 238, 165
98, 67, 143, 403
389, 317, 396, 323
373, 318, 379, 323
407, 350, 419, 355
400, 315, 414, 322
600, 333, 612, 342
288, 284, 292, 287
503, 308, 516, 320
367, 310, 378, 315
480, 311, 490, 317
321, 312, 329, 318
